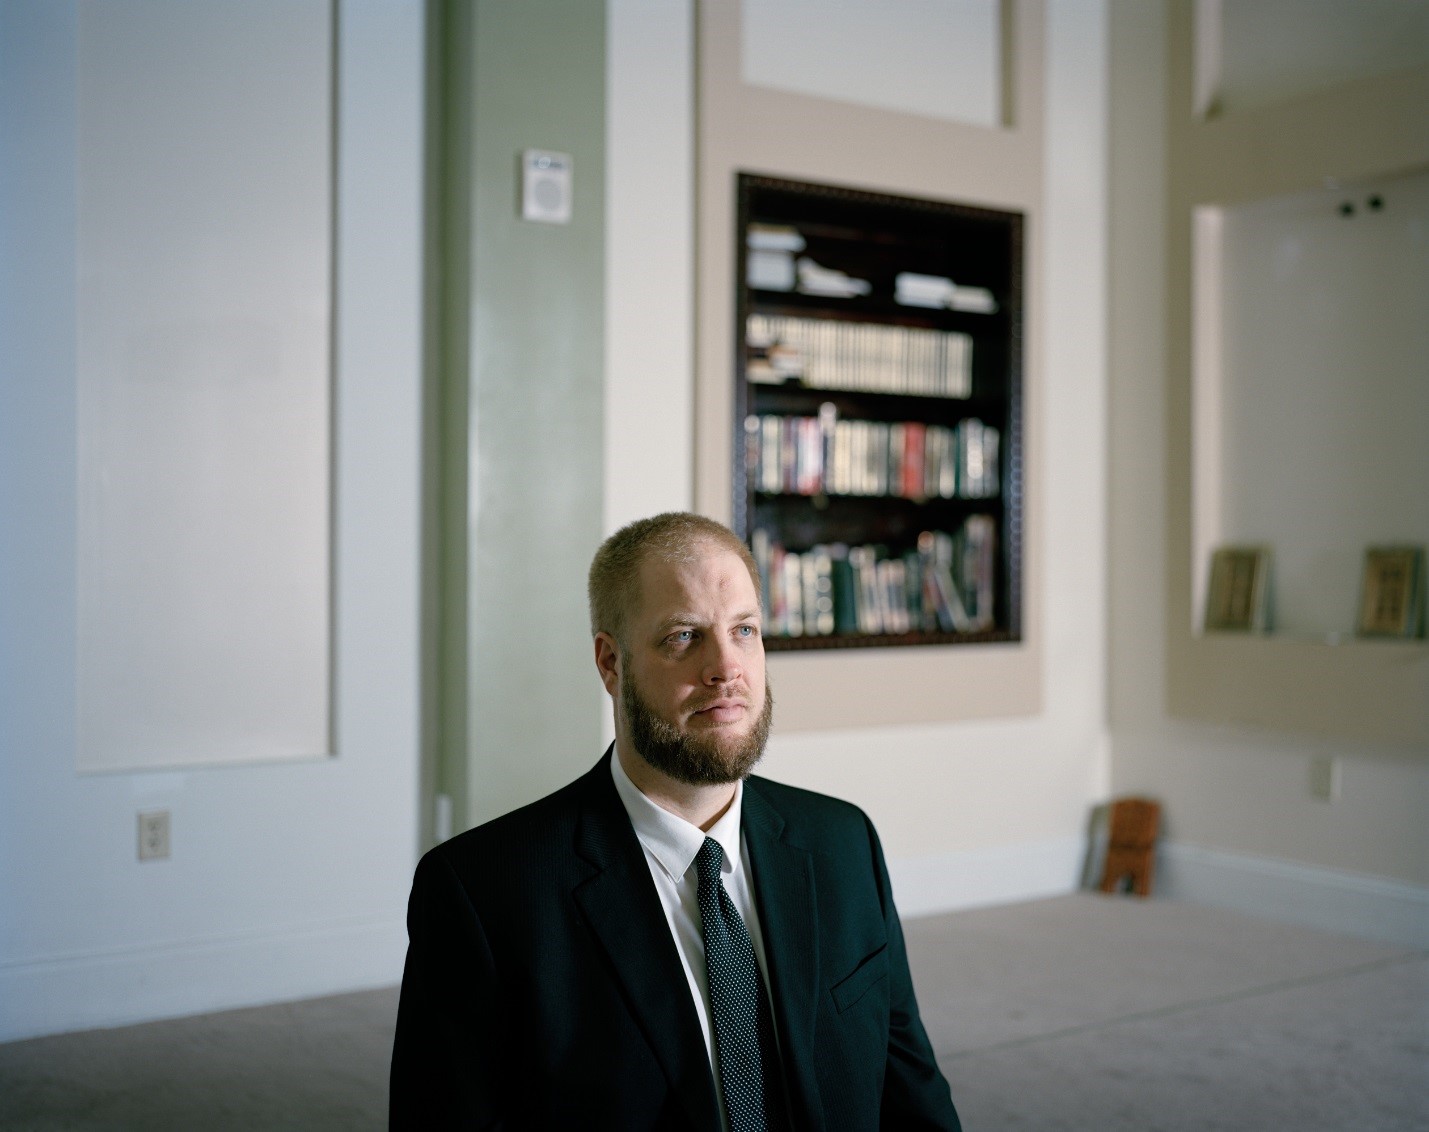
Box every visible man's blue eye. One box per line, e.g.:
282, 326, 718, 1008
672, 630, 694, 643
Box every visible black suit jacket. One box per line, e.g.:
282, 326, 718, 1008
390, 750, 959, 1131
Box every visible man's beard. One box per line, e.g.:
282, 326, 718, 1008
622, 668, 774, 787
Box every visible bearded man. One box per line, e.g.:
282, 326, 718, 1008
390, 513, 960, 1131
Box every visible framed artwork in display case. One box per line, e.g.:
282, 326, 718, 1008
1203, 546, 1272, 633
1356, 546, 1424, 638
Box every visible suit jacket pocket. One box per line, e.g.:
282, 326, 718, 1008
830, 944, 889, 1014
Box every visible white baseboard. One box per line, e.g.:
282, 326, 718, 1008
0, 915, 407, 1044
1157, 842, 1429, 949
890, 838, 1086, 919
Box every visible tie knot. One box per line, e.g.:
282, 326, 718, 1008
695, 837, 724, 888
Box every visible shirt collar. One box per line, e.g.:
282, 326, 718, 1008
610, 748, 744, 885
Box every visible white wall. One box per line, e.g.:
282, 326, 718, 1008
605, 0, 695, 538
0, 0, 425, 1041
608, 0, 1111, 915
1211, 169, 1429, 638
1213, 0, 1429, 114
741, 0, 1003, 127
1107, 0, 1429, 948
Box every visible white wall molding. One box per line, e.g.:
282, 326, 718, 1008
890, 838, 1086, 920
0, 916, 406, 1043
1158, 841, 1429, 949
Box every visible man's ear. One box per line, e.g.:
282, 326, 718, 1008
593, 632, 621, 697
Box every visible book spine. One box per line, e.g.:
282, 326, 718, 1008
782, 550, 804, 637
813, 546, 836, 636
801, 552, 820, 636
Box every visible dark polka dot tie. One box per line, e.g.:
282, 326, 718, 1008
695, 837, 787, 1132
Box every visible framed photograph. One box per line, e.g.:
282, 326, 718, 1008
1203, 546, 1272, 632
1356, 546, 1425, 638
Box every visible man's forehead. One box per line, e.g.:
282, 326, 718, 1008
635, 544, 754, 608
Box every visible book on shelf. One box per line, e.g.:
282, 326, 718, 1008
777, 546, 801, 637
853, 546, 881, 634
746, 222, 806, 253
746, 313, 973, 399
746, 408, 1000, 501
747, 248, 796, 291
830, 547, 858, 635
751, 518, 996, 640
894, 271, 999, 314
810, 545, 836, 636
795, 256, 871, 298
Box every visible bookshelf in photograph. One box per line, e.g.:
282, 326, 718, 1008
733, 174, 1024, 651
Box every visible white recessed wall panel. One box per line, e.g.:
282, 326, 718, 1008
1202, 167, 1429, 637
742, 0, 1001, 127
75, 0, 333, 771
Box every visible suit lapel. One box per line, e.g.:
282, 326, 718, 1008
743, 780, 825, 1132
570, 750, 721, 1131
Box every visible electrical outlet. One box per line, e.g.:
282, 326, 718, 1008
138, 810, 170, 860
1309, 756, 1340, 802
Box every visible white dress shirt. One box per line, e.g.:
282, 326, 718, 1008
610, 752, 781, 1127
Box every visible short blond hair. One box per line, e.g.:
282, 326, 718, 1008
588, 512, 760, 645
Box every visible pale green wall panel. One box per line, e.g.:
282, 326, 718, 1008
449, 0, 606, 829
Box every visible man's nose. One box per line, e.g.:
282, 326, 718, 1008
703, 636, 743, 685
